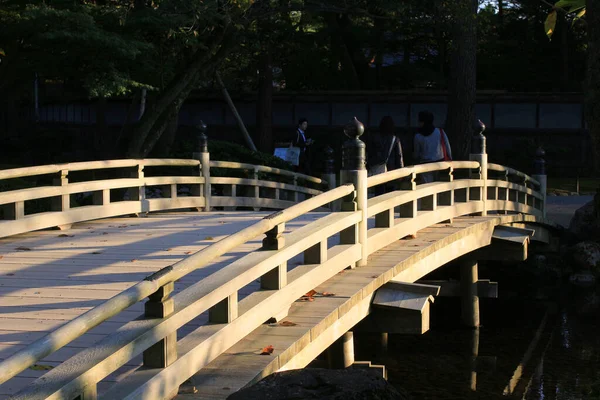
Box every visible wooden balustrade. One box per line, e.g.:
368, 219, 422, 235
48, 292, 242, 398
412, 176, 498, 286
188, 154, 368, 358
0, 158, 330, 240
0, 149, 547, 399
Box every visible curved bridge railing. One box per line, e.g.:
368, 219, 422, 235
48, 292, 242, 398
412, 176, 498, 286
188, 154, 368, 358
0, 157, 327, 240
0, 123, 549, 400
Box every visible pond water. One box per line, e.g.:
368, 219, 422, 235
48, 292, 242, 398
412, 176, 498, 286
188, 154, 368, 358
355, 281, 600, 400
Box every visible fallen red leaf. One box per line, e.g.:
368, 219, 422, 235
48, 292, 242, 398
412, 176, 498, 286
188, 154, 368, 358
184, 251, 192, 255
279, 321, 297, 326
0, 256, 4, 259
321, 292, 335, 297
304, 290, 317, 297
259, 345, 274, 355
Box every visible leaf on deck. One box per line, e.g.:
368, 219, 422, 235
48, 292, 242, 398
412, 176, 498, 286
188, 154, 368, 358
15, 247, 31, 251
58, 234, 74, 238
204, 236, 214, 240
279, 320, 297, 326
321, 292, 335, 297
259, 345, 274, 355
29, 364, 54, 371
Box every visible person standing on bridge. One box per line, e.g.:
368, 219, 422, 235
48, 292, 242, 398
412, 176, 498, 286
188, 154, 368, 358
366, 116, 404, 196
414, 110, 452, 183
292, 118, 314, 176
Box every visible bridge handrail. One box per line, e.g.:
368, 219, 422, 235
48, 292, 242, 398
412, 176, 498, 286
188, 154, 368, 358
210, 160, 324, 185
0, 159, 200, 180
0, 157, 327, 240
0, 183, 355, 387
487, 162, 541, 188
367, 161, 480, 188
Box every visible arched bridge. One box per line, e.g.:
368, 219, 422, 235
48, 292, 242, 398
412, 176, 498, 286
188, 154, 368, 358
0, 124, 556, 399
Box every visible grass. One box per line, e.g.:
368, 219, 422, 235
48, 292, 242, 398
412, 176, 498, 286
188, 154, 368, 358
547, 177, 600, 194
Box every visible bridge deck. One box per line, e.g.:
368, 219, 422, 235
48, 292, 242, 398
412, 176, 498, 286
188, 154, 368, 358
177, 216, 494, 399
0, 212, 320, 399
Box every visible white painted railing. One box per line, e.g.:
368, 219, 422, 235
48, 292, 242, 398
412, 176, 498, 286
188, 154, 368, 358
0, 158, 327, 240
0, 155, 548, 399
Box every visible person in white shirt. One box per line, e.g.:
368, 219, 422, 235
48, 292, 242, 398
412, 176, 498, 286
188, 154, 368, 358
414, 111, 452, 183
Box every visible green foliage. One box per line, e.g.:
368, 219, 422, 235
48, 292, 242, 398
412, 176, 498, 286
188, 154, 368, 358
545, 0, 586, 40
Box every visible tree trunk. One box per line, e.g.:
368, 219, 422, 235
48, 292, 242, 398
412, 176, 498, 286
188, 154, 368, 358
125, 28, 232, 157
445, 0, 478, 160
154, 106, 179, 157
326, 13, 361, 89
94, 97, 108, 159
257, 50, 273, 152
587, 0, 600, 173
560, 16, 570, 91
139, 90, 188, 158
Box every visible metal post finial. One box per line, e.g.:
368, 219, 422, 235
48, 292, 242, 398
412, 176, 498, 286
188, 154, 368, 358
471, 119, 487, 154
342, 117, 366, 170
534, 146, 546, 175
197, 120, 208, 153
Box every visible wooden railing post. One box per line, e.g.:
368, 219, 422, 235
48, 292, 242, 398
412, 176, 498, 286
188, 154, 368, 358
52, 169, 72, 230
532, 147, 547, 218
253, 167, 260, 211
340, 117, 368, 267
469, 120, 488, 216
399, 172, 417, 218
261, 222, 287, 290
193, 121, 211, 212
143, 267, 177, 369
321, 146, 337, 210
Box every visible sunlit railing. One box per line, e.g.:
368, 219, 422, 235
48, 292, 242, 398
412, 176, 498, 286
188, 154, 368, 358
0, 153, 548, 399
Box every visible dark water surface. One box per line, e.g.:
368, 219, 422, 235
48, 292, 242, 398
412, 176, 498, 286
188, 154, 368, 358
355, 288, 600, 400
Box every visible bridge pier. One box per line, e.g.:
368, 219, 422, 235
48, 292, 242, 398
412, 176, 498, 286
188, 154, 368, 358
327, 331, 355, 369
460, 259, 480, 328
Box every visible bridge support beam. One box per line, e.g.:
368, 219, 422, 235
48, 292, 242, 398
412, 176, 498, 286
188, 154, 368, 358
460, 259, 480, 328
327, 331, 355, 369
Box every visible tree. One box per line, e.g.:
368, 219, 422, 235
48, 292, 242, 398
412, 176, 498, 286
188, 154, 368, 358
544, 0, 599, 172
586, 0, 600, 172
445, 0, 479, 159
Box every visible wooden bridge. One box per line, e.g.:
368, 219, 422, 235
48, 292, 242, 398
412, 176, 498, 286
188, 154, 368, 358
0, 120, 556, 399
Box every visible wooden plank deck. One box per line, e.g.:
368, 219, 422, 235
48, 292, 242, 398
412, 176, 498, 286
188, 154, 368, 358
0, 211, 324, 399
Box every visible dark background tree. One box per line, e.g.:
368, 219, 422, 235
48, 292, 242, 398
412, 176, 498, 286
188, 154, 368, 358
0, 0, 593, 166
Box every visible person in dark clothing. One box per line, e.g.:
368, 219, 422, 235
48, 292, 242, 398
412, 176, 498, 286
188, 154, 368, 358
367, 116, 404, 196
292, 118, 314, 175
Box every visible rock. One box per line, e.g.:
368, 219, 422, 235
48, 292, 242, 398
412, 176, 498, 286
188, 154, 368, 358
226, 368, 409, 400
569, 241, 600, 275
569, 201, 600, 241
